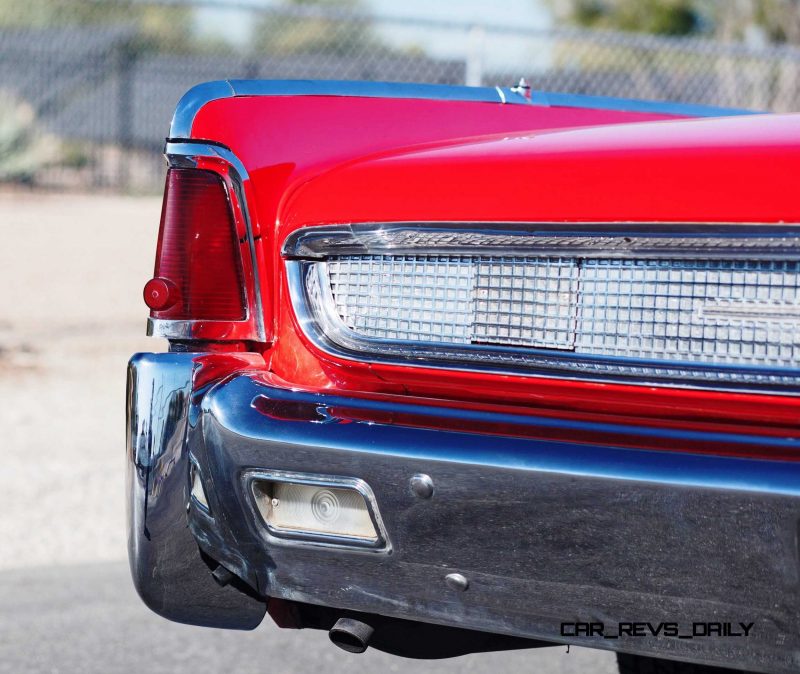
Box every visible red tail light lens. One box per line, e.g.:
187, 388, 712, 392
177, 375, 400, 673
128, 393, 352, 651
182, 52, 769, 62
146, 168, 246, 321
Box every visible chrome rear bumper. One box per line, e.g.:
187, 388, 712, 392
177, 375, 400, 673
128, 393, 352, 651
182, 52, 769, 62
128, 352, 800, 672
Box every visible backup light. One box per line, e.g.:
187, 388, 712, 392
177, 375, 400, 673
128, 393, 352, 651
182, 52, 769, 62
251, 475, 381, 546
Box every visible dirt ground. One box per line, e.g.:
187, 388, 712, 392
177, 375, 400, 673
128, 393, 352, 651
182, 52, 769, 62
0, 191, 617, 673
0, 191, 165, 570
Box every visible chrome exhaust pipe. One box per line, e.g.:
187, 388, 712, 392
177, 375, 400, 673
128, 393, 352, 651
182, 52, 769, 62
329, 617, 375, 654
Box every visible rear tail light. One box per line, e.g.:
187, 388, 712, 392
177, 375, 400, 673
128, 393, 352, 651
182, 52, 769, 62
145, 168, 246, 322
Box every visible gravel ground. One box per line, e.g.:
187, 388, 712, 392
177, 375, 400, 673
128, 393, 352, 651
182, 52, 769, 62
0, 191, 163, 570
0, 192, 617, 673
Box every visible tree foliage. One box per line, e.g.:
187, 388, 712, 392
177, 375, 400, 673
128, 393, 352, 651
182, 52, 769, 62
565, 0, 700, 36
552, 0, 800, 44
251, 0, 385, 56
0, 0, 192, 51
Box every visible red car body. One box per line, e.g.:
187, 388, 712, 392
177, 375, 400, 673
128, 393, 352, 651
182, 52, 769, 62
128, 80, 800, 673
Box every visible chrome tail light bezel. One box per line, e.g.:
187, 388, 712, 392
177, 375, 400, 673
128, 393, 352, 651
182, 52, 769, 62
147, 142, 267, 343
283, 223, 800, 392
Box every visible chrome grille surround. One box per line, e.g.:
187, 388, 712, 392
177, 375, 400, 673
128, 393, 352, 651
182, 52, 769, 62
284, 224, 800, 391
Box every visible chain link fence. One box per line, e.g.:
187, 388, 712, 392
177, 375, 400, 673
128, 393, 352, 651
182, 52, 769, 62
2, 0, 799, 192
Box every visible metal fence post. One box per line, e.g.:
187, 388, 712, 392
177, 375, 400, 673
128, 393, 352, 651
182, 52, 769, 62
466, 24, 485, 86
116, 40, 136, 191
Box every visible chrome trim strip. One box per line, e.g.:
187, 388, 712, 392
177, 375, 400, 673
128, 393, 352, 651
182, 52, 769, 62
147, 317, 252, 340
229, 78, 524, 104
150, 142, 266, 343
242, 469, 390, 552
530, 89, 759, 117
170, 80, 235, 138
284, 223, 800, 393
169, 79, 757, 140
283, 222, 800, 260
216, 375, 800, 495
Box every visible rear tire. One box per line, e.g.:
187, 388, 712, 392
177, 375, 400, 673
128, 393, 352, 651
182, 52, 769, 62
617, 653, 749, 674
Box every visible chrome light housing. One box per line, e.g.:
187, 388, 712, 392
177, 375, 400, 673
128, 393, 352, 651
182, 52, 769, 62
245, 471, 388, 550
284, 223, 800, 390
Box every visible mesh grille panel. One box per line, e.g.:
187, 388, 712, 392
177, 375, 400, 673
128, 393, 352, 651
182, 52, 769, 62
577, 259, 800, 366
325, 254, 800, 371
474, 258, 579, 349
327, 256, 474, 343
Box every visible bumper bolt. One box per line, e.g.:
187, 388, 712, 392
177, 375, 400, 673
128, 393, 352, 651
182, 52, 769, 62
445, 573, 469, 592
410, 473, 434, 499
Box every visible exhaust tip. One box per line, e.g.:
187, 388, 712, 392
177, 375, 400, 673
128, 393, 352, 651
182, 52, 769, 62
329, 617, 374, 654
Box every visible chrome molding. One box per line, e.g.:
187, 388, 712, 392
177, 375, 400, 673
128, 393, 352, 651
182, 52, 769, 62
242, 469, 390, 552
284, 223, 800, 392
170, 80, 528, 137
169, 80, 234, 138
169, 79, 757, 139
529, 89, 758, 117
283, 222, 800, 260
148, 142, 266, 343
126, 352, 266, 629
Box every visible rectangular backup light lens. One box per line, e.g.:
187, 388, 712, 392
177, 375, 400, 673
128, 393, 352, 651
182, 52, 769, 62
285, 226, 800, 387
251, 478, 380, 545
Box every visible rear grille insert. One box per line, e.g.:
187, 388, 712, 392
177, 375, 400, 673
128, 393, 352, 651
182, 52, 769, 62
285, 224, 800, 389
328, 256, 581, 350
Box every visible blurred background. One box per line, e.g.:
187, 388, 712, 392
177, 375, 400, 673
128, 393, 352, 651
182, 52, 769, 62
2, 0, 800, 191
0, 1, 798, 672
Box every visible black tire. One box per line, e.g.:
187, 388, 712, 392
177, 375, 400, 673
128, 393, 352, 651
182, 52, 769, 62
617, 653, 750, 674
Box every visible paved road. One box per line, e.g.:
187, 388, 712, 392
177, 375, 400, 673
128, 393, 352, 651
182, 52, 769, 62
0, 562, 618, 674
